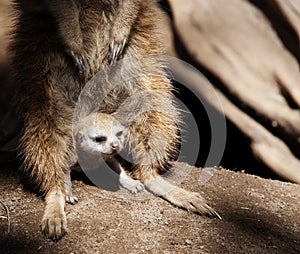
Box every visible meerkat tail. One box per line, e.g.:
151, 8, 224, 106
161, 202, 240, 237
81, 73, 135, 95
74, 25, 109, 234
144, 174, 221, 219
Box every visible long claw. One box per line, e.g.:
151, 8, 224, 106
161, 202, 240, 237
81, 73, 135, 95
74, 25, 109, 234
70, 50, 86, 76
109, 38, 127, 64
109, 41, 115, 64
122, 39, 127, 52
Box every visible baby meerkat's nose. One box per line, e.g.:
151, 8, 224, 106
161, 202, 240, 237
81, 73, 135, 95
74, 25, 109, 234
111, 143, 119, 152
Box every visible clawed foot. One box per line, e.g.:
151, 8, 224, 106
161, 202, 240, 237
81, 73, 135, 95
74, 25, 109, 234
69, 50, 87, 77
42, 203, 67, 240
66, 193, 78, 205
163, 187, 222, 219
124, 179, 144, 194
119, 171, 144, 194
109, 39, 127, 64
42, 211, 67, 241
41, 188, 68, 241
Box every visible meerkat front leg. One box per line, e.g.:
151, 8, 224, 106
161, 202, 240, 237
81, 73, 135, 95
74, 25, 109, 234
119, 169, 145, 194
64, 169, 78, 204
105, 156, 144, 194
109, 0, 141, 63
45, 0, 86, 75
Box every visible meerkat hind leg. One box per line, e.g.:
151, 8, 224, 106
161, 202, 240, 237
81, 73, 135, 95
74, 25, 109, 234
144, 173, 221, 219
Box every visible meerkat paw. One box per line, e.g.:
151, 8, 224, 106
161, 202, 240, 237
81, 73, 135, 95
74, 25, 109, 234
65, 193, 78, 205
122, 179, 144, 194
109, 38, 127, 64
42, 209, 67, 241
64, 172, 78, 205
41, 188, 67, 241
163, 187, 221, 219
63, 35, 87, 77
144, 176, 221, 219
119, 171, 144, 194
69, 50, 87, 77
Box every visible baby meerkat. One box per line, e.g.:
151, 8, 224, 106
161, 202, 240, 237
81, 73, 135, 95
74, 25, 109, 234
73, 112, 144, 194
9, 0, 220, 241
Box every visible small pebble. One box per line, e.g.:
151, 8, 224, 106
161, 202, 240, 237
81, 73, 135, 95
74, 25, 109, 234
185, 239, 192, 245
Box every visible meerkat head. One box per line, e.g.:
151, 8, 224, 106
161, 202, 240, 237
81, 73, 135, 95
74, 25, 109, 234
74, 112, 127, 156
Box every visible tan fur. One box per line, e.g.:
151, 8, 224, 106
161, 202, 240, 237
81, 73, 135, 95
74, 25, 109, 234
10, 0, 219, 240
75, 112, 121, 133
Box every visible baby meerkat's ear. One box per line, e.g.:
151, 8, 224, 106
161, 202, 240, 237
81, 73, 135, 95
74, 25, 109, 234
74, 131, 84, 144
122, 128, 129, 137
111, 112, 127, 127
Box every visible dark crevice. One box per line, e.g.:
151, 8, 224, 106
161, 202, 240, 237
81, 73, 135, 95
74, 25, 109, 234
277, 79, 299, 110
248, 0, 300, 64
158, 0, 173, 20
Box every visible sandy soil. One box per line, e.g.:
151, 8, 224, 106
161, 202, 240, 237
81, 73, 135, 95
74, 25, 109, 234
0, 162, 299, 254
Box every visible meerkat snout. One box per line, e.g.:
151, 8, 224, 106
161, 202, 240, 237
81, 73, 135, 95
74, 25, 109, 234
99, 136, 123, 155
110, 142, 120, 152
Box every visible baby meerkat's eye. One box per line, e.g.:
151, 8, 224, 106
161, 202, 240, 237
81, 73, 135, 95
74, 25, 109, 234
95, 136, 107, 143
116, 131, 123, 137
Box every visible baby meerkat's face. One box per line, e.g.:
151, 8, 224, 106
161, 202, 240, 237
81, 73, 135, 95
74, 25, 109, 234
75, 113, 127, 156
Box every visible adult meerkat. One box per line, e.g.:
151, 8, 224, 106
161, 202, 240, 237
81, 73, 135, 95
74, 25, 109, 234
10, 0, 220, 240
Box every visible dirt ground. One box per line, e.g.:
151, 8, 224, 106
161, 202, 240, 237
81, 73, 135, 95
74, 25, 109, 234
0, 162, 299, 254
